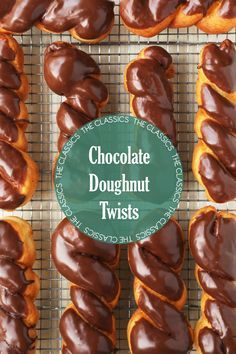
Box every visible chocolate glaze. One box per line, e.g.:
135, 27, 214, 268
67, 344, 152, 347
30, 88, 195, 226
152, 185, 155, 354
126, 46, 176, 145
60, 307, 114, 354
219, 0, 236, 19
42, 0, 114, 40
0, 176, 25, 210
70, 286, 113, 334
202, 299, 236, 353
120, 0, 235, 34
201, 119, 236, 176
120, 0, 181, 29
201, 84, 236, 131
0, 36, 33, 211
129, 218, 192, 353
52, 218, 120, 353
0, 113, 19, 144
189, 208, 236, 353
0, 0, 115, 41
196, 41, 236, 203
199, 152, 236, 202
198, 270, 236, 307
201, 39, 236, 94
130, 287, 192, 354
137, 218, 184, 270
128, 242, 184, 302
190, 208, 236, 280
0, 219, 37, 353
183, 0, 214, 16
44, 42, 108, 151
52, 219, 119, 303
0, 141, 27, 186
198, 328, 225, 354
0, 38, 15, 61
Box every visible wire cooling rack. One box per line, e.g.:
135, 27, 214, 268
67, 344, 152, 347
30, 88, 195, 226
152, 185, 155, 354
0, 2, 235, 352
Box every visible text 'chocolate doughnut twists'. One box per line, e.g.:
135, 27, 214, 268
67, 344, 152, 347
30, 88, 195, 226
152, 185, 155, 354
124, 46, 177, 146
128, 219, 193, 354
189, 206, 236, 354
193, 39, 236, 203
0, 34, 38, 211
44, 41, 109, 153
120, 0, 236, 37
52, 219, 120, 353
0, 0, 115, 44
0, 216, 39, 353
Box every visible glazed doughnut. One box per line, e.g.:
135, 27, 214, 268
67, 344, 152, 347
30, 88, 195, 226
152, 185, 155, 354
128, 218, 193, 353
44, 42, 109, 152
0, 0, 115, 44
193, 39, 236, 203
0, 216, 39, 353
189, 206, 236, 354
52, 218, 120, 353
120, 0, 236, 36
124, 46, 177, 145
0, 34, 38, 210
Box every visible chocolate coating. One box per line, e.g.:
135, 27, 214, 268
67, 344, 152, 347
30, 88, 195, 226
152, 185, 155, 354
0, 36, 34, 211
120, 0, 181, 30
183, 0, 214, 16
219, 0, 236, 19
0, 220, 37, 353
199, 151, 236, 203
129, 238, 184, 302
201, 39, 236, 94
201, 299, 236, 353
189, 208, 236, 353
201, 84, 236, 131
125, 46, 176, 145
120, 0, 236, 34
52, 218, 120, 353
0, 0, 115, 42
128, 218, 192, 353
137, 218, 184, 270
60, 307, 114, 354
201, 120, 236, 176
196, 40, 236, 203
44, 42, 108, 151
130, 287, 192, 354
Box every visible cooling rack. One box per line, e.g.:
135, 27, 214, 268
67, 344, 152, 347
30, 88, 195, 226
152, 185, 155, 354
0, 1, 235, 352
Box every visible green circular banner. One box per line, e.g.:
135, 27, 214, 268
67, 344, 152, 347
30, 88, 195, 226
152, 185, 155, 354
54, 114, 183, 244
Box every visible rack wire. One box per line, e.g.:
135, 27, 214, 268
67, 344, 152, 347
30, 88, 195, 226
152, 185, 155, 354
0, 2, 235, 352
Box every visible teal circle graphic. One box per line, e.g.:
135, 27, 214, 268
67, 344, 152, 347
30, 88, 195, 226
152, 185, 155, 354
54, 114, 183, 244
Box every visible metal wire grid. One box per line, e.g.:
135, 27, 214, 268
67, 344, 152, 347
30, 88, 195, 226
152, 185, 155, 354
0, 2, 235, 352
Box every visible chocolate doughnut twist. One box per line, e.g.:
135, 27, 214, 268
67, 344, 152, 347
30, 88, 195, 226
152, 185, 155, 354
52, 219, 120, 353
44, 41, 109, 153
0, 34, 38, 210
189, 206, 236, 354
128, 218, 193, 354
0, 216, 39, 353
120, 0, 236, 37
0, 0, 114, 44
124, 46, 177, 145
192, 39, 236, 203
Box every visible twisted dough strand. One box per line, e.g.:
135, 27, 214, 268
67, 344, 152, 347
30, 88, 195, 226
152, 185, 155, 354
0, 0, 115, 44
193, 39, 236, 203
120, 0, 236, 36
44, 41, 109, 152
52, 219, 120, 354
0, 34, 38, 210
0, 217, 39, 353
189, 206, 236, 354
124, 46, 177, 145
128, 218, 192, 354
